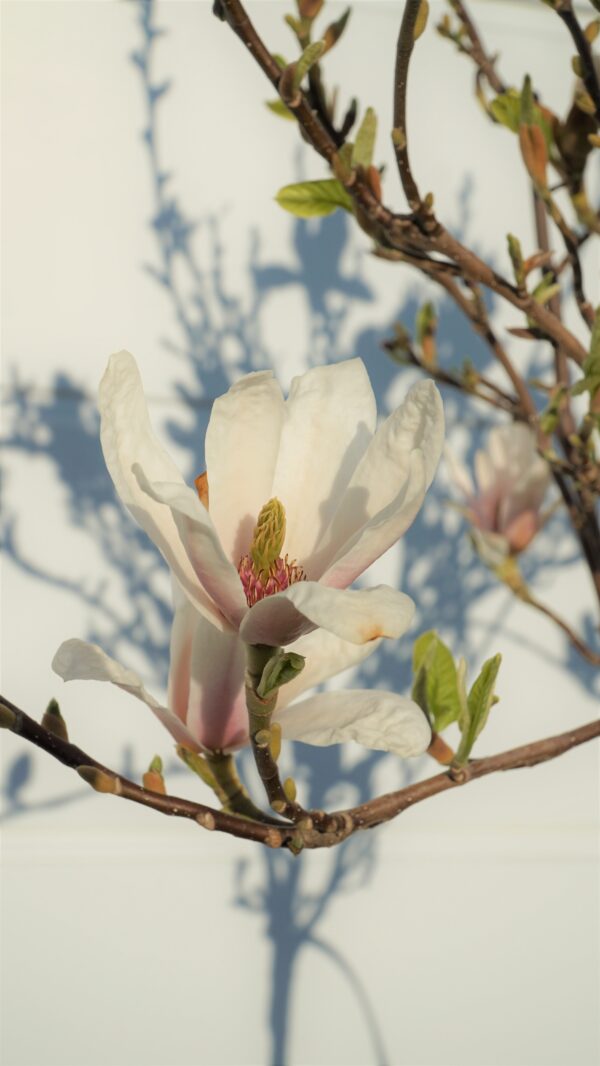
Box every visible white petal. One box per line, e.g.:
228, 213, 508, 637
205, 371, 285, 562
313, 379, 444, 576
52, 638, 201, 750
271, 359, 377, 575
99, 351, 226, 629
274, 690, 431, 755
320, 450, 427, 589
239, 581, 415, 647
277, 628, 384, 710
133, 466, 247, 628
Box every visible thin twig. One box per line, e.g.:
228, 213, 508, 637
554, 0, 600, 124
217, 0, 589, 368
393, 0, 423, 209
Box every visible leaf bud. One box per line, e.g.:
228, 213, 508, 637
41, 698, 69, 742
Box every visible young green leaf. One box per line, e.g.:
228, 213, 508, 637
571, 307, 600, 397
266, 99, 296, 120
352, 107, 378, 169
453, 654, 502, 766
293, 40, 325, 91
275, 179, 354, 217
257, 650, 305, 699
411, 631, 462, 731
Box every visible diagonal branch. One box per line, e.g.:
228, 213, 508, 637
1, 694, 599, 850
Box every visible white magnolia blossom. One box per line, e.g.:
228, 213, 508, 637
447, 423, 550, 562
53, 351, 444, 755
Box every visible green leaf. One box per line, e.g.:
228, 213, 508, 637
352, 107, 377, 168
490, 89, 521, 132
571, 311, 600, 396
266, 99, 296, 121
454, 654, 502, 765
257, 650, 305, 699
532, 272, 560, 306
293, 40, 325, 91
275, 179, 354, 217
507, 233, 524, 288
490, 87, 553, 148
415, 301, 437, 346
411, 631, 462, 731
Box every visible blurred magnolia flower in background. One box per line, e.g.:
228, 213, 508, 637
53, 350, 444, 757
447, 423, 550, 567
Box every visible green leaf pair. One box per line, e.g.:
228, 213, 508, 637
412, 631, 501, 765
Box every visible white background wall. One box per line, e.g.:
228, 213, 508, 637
2, 2, 599, 1064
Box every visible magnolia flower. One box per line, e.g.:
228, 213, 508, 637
95, 350, 444, 648
53, 586, 431, 755
447, 423, 550, 563
53, 350, 444, 756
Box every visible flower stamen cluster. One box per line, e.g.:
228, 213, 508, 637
238, 552, 306, 607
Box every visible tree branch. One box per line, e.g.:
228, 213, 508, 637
2, 695, 599, 851
393, 0, 423, 209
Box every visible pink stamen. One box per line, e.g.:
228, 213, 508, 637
238, 554, 306, 607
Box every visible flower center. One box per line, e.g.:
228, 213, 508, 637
237, 497, 306, 607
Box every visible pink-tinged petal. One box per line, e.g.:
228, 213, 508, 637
270, 359, 377, 575
205, 371, 285, 563
52, 638, 201, 751
474, 448, 495, 494
444, 446, 475, 500
239, 581, 414, 647
320, 451, 426, 590
99, 351, 227, 630
186, 610, 248, 752
167, 582, 194, 725
274, 690, 431, 755
503, 509, 539, 553
277, 629, 384, 710
313, 380, 444, 576
133, 466, 248, 629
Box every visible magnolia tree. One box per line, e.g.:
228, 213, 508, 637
2, 0, 599, 853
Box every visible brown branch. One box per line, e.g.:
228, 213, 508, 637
347, 716, 600, 829
446, 0, 505, 94
554, 0, 600, 124
393, 0, 423, 209
2, 694, 598, 849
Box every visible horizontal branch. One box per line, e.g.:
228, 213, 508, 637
1, 694, 598, 851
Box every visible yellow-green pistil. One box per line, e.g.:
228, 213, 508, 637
238, 498, 306, 607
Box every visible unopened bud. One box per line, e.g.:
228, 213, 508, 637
269, 722, 282, 761
283, 777, 297, 803
41, 698, 69, 742
250, 498, 286, 579
77, 765, 121, 794
0, 702, 18, 730
143, 754, 166, 794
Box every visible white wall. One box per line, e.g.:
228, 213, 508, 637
2, 2, 599, 1064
